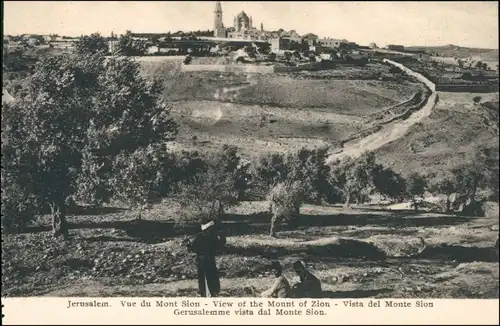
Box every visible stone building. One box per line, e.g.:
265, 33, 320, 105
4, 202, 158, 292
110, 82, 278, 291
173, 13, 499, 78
317, 38, 344, 48
386, 44, 405, 52
234, 11, 253, 32
270, 37, 307, 52
214, 1, 227, 38
214, 2, 268, 40
227, 10, 266, 40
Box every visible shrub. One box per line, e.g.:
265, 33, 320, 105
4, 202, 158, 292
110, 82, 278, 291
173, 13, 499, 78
174, 145, 249, 223
268, 180, 305, 235
254, 147, 335, 204
116, 31, 148, 56
332, 152, 407, 206
406, 172, 427, 211
75, 33, 109, 55
1, 181, 37, 234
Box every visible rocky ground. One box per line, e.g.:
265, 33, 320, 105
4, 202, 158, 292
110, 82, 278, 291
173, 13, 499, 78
2, 202, 498, 298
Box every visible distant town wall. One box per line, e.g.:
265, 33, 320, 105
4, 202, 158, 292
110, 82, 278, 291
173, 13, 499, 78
273, 62, 322, 72
181, 62, 326, 74
181, 64, 275, 74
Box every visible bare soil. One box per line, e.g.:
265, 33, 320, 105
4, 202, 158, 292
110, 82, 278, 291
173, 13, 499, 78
150, 63, 424, 158
2, 202, 498, 298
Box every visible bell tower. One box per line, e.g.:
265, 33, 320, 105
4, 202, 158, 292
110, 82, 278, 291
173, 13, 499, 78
214, 1, 226, 38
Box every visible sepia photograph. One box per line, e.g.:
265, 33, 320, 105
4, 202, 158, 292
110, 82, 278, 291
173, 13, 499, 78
1, 0, 499, 311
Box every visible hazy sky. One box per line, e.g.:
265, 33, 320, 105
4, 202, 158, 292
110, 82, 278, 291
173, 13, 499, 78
3, 1, 499, 48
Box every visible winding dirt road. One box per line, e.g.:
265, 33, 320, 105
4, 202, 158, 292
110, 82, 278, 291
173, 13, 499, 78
328, 65, 438, 163
194, 60, 439, 164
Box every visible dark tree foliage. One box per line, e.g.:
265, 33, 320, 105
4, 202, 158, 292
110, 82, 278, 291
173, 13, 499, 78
1, 51, 178, 236
116, 31, 148, 56
174, 145, 250, 223
75, 33, 109, 55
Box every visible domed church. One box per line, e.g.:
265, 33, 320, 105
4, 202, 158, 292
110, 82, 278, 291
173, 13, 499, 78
213, 1, 268, 40
233, 11, 253, 32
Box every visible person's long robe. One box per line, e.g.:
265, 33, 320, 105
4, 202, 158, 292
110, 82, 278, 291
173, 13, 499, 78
188, 226, 226, 297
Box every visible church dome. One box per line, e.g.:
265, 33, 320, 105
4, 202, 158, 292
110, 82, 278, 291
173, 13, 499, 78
236, 11, 249, 20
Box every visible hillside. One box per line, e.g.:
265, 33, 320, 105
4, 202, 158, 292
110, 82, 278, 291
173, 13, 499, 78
406, 45, 499, 63
375, 91, 499, 180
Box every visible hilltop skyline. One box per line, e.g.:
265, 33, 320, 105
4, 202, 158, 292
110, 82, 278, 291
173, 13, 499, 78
3, 1, 499, 49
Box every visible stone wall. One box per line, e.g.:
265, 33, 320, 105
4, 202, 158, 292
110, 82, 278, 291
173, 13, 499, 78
181, 62, 324, 74
435, 84, 499, 93
382, 59, 436, 91
181, 64, 275, 74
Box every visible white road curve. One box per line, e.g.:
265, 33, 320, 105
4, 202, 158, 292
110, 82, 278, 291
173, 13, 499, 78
328, 60, 438, 163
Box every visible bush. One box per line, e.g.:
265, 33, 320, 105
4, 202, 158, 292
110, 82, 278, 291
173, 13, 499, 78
406, 172, 427, 211
109, 144, 170, 219
116, 31, 148, 56
1, 181, 37, 233
75, 33, 109, 55
268, 180, 305, 234
332, 151, 407, 206
268, 180, 305, 218
253, 147, 334, 205
252, 152, 287, 190
174, 145, 249, 223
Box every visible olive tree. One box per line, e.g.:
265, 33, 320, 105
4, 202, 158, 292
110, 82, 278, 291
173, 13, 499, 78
175, 145, 249, 224
267, 180, 305, 237
332, 152, 407, 207
406, 172, 427, 212
116, 31, 148, 56
430, 178, 456, 212
1, 52, 178, 238
75, 33, 109, 55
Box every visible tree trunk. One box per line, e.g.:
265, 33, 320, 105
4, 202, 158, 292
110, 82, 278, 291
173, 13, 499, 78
469, 186, 477, 204
445, 196, 451, 212
287, 205, 301, 229
218, 201, 224, 219
294, 205, 300, 217
50, 201, 69, 241
344, 193, 352, 209
269, 213, 278, 237
211, 200, 224, 221
412, 200, 419, 212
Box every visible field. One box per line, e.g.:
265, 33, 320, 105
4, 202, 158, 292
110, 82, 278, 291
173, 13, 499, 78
2, 201, 498, 298
149, 61, 426, 157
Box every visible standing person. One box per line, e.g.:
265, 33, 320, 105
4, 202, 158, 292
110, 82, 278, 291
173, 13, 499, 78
291, 260, 322, 298
261, 261, 292, 298
187, 217, 226, 297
